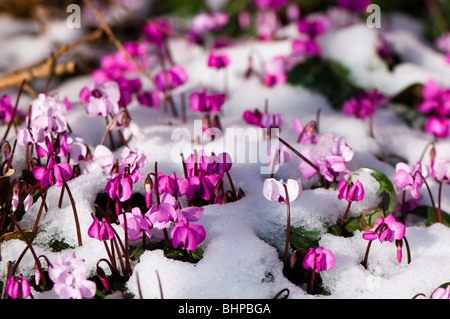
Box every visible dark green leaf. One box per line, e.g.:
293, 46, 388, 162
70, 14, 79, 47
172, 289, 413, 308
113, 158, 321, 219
287, 57, 362, 109
409, 205, 450, 227
190, 246, 204, 261
49, 238, 74, 252
129, 245, 146, 261
289, 226, 321, 254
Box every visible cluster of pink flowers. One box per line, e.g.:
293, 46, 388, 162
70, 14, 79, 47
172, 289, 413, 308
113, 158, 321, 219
435, 32, 450, 64
243, 108, 284, 129
298, 133, 354, 183
342, 90, 388, 120
417, 79, 450, 138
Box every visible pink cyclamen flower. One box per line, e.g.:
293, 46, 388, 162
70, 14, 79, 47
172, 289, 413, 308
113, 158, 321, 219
145, 194, 179, 229
80, 81, 120, 117
207, 51, 230, 69
243, 108, 284, 129
156, 172, 189, 198
362, 214, 406, 263
337, 179, 364, 202
337, 0, 371, 12
298, 133, 354, 182
432, 286, 450, 299
105, 173, 133, 202
417, 81, 450, 138
302, 247, 335, 273
255, 0, 288, 11
29, 93, 68, 134
263, 178, 303, 204
118, 207, 153, 241
142, 20, 171, 47
32, 156, 73, 189
424, 116, 449, 138
264, 56, 287, 87
0, 94, 17, 122
4, 275, 31, 299
189, 90, 226, 114
293, 118, 320, 145
35, 135, 69, 159
92, 42, 149, 83
393, 162, 426, 199
363, 214, 406, 243
176, 206, 204, 224
170, 219, 206, 251
297, 16, 328, 39
154, 65, 188, 92
292, 38, 321, 57
192, 12, 229, 34
138, 90, 161, 108
436, 32, 450, 54
48, 253, 97, 299
342, 90, 388, 120
432, 158, 450, 183
362, 213, 411, 266
256, 10, 279, 41
88, 217, 115, 241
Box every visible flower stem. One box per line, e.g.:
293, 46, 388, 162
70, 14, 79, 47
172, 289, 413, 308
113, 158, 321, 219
362, 239, 373, 269
32, 185, 48, 234
438, 181, 442, 224
62, 178, 82, 246
339, 201, 352, 227
277, 136, 320, 173
10, 216, 48, 291
416, 171, 439, 222
1, 79, 25, 143
403, 236, 411, 264
282, 184, 291, 272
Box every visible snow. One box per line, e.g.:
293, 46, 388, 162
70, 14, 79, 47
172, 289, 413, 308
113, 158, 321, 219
1, 6, 450, 300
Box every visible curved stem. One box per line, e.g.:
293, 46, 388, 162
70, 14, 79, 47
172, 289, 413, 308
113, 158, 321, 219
62, 178, 82, 246
438, 181, 442, 224
1, 79, 25, 143
339, 201, 352, 227
415, 171, 439, 222
362, 240, 373, 269
282, 184, 291, 272
403, 236, 412, 264
10, 217, 48, 291
32, 185, 48, 234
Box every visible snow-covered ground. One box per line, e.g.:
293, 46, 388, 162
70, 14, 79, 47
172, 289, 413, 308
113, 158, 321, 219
1, 3, 450, 300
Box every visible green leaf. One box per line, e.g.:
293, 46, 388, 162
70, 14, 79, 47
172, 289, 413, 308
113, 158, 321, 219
289, 226, 321, 254
390, 83, 423, 106
409, 205, 450, 227
350, 168, 397, 215
190, 246, 204, 261
49, 238, 74, 252
129, 244, 146, 261
287, 57, 362, 109
164, 248, 185, 260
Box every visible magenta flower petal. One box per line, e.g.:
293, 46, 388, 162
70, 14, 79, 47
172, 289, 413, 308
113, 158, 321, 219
302, 247, 335, 273
178, 206, 204, 223
170, 220, 206, 251
362, 231, 378, 241
87, 218, 101, 240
